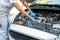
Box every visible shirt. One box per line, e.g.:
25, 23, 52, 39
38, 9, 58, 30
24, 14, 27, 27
0, 0, 18, 7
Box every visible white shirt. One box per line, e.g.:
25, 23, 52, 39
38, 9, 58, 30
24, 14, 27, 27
0, 0, 18, 7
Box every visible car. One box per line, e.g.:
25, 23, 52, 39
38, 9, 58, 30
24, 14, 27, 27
9, 1, 60, 40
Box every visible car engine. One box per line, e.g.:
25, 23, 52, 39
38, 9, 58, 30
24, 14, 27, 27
13, 4, 60, 36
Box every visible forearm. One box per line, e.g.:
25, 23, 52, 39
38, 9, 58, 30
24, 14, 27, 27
20, 0, 31, 11
13, 2, 30, 18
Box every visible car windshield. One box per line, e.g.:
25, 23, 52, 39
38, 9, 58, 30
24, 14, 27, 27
30, 0, 60, 4
49, 0, 60, 4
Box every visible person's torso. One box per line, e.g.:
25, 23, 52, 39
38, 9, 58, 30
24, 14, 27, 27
0, 0, 13, 17
0, 0, 13, 7
0, 3, 10, 17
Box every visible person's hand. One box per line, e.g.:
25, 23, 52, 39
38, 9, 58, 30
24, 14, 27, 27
29, 11, 36, 17
29, 17, 36, 22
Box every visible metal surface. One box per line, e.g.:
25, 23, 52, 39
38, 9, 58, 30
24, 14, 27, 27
10, 24, 58, 40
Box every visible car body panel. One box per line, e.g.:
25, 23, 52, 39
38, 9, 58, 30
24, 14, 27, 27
10, 24, 57, 40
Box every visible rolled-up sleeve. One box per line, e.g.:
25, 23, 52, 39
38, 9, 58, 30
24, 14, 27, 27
10, 0, 18, 3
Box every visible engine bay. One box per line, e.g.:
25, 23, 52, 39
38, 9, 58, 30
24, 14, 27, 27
13, 4, 60, 36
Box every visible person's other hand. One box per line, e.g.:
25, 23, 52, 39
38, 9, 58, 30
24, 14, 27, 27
29, 11, 36, 17
29, 16, 36, 22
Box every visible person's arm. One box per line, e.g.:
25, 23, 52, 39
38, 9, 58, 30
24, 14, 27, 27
13, 2, 30, 18
20, 0, 31, 12
13, 2, 36, 22
10, 0, 36, 22
20, 0, 36, 17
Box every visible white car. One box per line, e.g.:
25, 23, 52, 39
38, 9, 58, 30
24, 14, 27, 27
9, 0, 60, 40
9, 8, 58, 40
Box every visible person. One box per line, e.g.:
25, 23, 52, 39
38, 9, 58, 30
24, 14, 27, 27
0, 0, 36, 40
